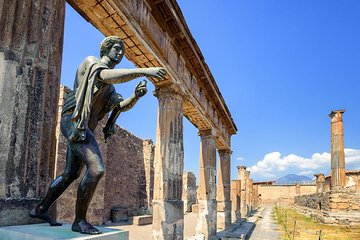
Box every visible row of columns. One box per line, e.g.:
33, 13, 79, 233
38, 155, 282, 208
230, 166, 260, 222
151, 83, 233, 240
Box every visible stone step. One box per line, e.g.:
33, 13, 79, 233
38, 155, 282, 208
0, 223, 128, 240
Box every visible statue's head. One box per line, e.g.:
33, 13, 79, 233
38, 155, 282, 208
100, 36, 125, 64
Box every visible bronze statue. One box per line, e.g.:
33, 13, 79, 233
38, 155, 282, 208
30, 36, 166, 234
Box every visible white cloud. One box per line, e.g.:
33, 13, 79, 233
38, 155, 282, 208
236, 156, 245, 161
248, 148, 360, 181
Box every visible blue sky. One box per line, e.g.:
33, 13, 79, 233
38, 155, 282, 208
61, 1, 360, 181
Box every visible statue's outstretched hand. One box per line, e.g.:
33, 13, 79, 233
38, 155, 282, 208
135, 80, 148, 98
146, 67, 167, 79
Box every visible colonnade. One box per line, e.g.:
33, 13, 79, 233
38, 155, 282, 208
151, 83, 233, 240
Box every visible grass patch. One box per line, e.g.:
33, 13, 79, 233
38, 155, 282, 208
273, 206, 360, 240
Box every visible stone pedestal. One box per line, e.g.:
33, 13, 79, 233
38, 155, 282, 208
329, 110, 346, 189
0, 223, 128, 240
196, 129, 217, 240
0, 0, 65, 226
152, 84, 184, 240
217, 149, 231, 229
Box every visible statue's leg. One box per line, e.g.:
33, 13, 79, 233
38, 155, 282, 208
71, 132, 105, 235
30, 145, 83, 226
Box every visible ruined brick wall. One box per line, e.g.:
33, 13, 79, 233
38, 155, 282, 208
294, 192, 331, 211
294, 189, 360, 226
325, 172, 360, 190
55, 86, 154, 225
103, 125, 149, 220
258, 185, 316, 205
346, 173, 360, 190
143, 139, 154, 210
295, 189, 360, 212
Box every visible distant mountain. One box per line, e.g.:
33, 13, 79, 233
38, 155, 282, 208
275, 174, 313, 184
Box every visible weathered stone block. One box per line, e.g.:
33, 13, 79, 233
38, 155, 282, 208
111, 207, 129, 222
133, 215, 152, 225
191, 204, 199, 213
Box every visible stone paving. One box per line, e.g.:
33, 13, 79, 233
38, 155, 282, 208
248, 205, 281, 240
110, 205, 282, 240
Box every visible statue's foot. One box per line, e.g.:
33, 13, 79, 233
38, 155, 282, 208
72, 220, 102, 235
29, 208, 62, 226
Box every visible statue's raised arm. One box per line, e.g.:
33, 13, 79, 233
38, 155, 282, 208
99, 67, 166, 84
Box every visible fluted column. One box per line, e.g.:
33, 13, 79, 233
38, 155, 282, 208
152, 83, 185, 240
196, 129, 217, 240
0, 0, 65, 226
315, 173, 325, 193
217, 149, 231, 229
237, 166, 247, 218
329, 110, 346, 189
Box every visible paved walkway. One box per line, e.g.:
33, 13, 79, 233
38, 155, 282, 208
110, 205, 282, 240
249, 205, 281, 240
112, 212, 198, 239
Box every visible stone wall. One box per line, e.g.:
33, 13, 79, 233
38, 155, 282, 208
295, 189, 360, 226
103, 125, 150, 220
258, 185, 316, 205
294, 192, 330, 211
324, 171, 360, 190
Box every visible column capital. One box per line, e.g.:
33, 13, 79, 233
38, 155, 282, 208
314, 173, 325, 177
153, 82, 185, 100
329, 109, 345, 122
237, 166, 247, 170
198, 129, 216, 138
218, 149, 232, 156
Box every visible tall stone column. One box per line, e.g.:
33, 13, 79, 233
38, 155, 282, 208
245, 171, 251, 214
253, 185, 259, 209
248, 179, 253, 211
0, 0, 65, 226
237, 166, 247, 218
152, 84, 185, 240
329, 110, 346, 189
196, 129, 217, 240
314, 173, 325, 193
230, 180, 241, 222
217, 149, 231, 230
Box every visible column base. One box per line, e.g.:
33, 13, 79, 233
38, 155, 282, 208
196, 200, 217, 240
152, 199, 184, 240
